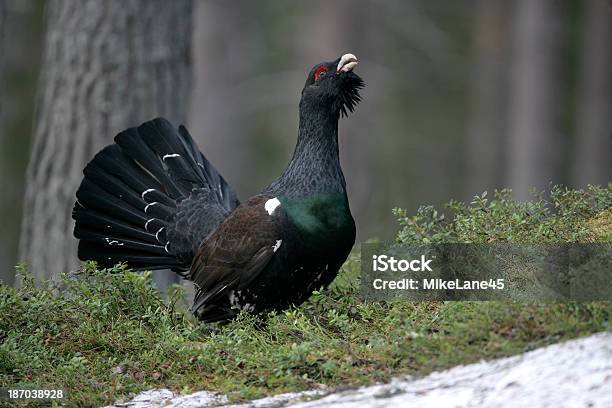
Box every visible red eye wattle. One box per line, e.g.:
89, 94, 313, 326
314, 66, 329, 81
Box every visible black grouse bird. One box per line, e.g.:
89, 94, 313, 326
72, 53, 364, 322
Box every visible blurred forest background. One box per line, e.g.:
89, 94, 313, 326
0, 0, 610, 286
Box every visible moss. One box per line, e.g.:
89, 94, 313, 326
586, 210, 612, 242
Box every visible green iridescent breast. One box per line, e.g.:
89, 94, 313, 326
280, 193, 354, 237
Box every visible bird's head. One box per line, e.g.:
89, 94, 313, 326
301, 53, 365, 118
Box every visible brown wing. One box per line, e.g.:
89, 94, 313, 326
190, 195, 283, 313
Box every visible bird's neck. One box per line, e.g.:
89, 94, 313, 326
268, 107, 346, 198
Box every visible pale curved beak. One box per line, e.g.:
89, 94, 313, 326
337, 53, 358, 73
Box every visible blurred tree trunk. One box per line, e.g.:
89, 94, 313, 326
19, 0, 193, 286
189, 1, 257, 196
506, 0, 565, 200
571, 1, 612, 187
0, 0, 3, 96
0, 0, 6, 281
0, 0, 43, 285
466, 0, 509, 196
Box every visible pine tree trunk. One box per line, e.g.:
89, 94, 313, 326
0, 0, 44, 286
0, 0, 6, 281
571, 1, 612, 187
189, 1, 256, 196
466, 0, 509, 196
506, 0, 565, 200
0, 0, 4, 113
19, 0, 193, 284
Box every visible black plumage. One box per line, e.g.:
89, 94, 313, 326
73, 53, 364, 322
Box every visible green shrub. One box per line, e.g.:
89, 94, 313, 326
393, 184, 611, 244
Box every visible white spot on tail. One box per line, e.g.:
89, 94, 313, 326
144, 202, 158, 213
141, 188, 156, 199
145, 218, 155, 231
104, 238, 124, 246
162, 153, 181, 160
272, 239, 282, 252
155, 227, 165, 241
164, 242, 170, 253
264, 197, 281, 215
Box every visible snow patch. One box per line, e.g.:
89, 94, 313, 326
105, 333, 612, 408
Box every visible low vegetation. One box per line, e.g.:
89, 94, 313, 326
1, 185, 610, 407
394, 184, 611, 244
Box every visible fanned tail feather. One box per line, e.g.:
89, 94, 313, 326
73, 118, 239, 272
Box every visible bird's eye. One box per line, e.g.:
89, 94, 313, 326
314, 66, 329, 82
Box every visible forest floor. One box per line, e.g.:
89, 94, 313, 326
1, 185, 610, 407
103, 331, 612, 407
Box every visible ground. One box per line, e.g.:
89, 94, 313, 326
103, 332, 612, 407
0, 185, 610, 406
